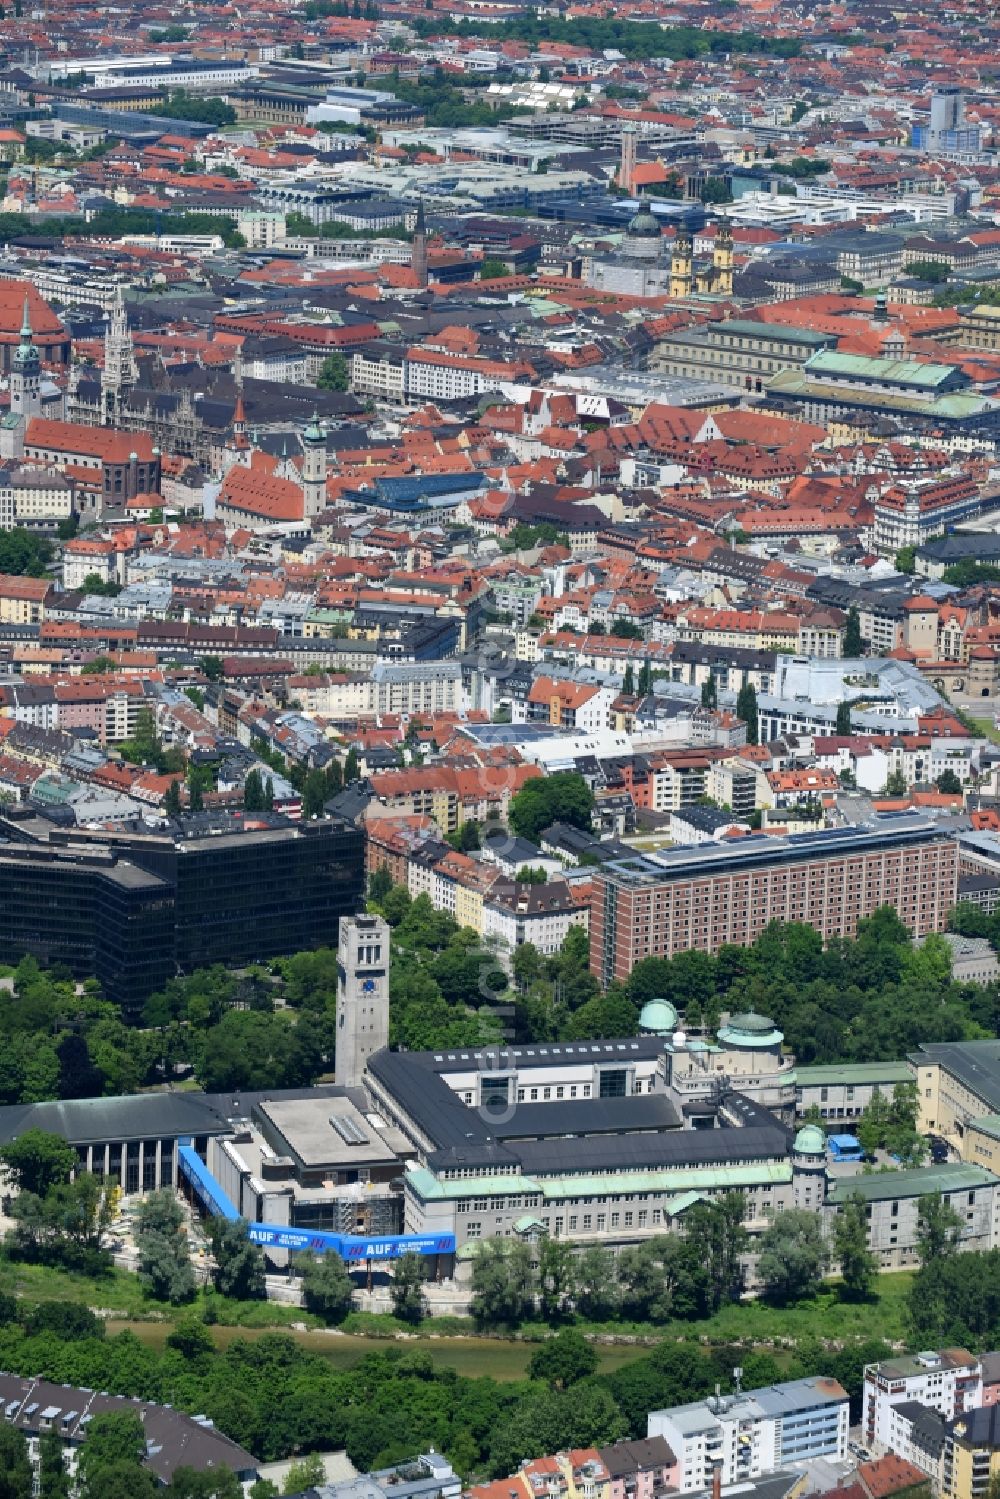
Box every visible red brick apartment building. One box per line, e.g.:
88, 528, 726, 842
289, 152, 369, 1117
590, 816, 957, 986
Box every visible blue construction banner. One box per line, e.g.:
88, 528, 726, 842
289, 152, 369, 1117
246, 1223, 455, 1258
179, 1142, 455, 1260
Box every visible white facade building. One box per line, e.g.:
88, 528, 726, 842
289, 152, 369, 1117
481, 881, 588, 958
648, 1378, 850, 1493
862, 1351, 982, 1452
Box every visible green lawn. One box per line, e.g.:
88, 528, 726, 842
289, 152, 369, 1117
967, 717, 1000, 747
0, 1260, 154, 1318
104, 1322, 643, 1381
650, 1273, 913, 1346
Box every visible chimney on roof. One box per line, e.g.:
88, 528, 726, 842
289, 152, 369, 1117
711, 1459, 723, 1499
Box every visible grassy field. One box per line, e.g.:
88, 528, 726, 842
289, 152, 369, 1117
104, 1322, 648, 1380
0, 1260, 154, 1318
645, 1273, 914, 1347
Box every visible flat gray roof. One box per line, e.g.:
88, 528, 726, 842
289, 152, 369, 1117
258, 1096, 400, 1169
597, 814, 947, 888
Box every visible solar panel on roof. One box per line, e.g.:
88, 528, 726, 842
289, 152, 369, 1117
331, 1114, 369, 1147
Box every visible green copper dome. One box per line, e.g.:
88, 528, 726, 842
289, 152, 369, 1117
717, 1010, 784, 1048
639, 998, 679, 1035
627, 205, 660, 239
793, 1124, 826, 1156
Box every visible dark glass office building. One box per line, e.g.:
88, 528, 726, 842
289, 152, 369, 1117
0, 841, 175, 1011
0, 812, 364, 1016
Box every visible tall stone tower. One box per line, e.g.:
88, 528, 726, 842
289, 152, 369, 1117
10, 296, 41, 421
335, 914, 390, 1090
103, 283, 137, 426
411, 199, 428, 289
619, 121, 637, 193
301, 410, 328, 516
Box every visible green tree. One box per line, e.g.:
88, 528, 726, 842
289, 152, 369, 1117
904, 259, 949, 284
164, 778, 182, 816
299, 1250, 355, 1323
150, 89, 237, 126
470, 1238, 535, 1328
574, 1243, 620, 1320
25, 1301, 102, 1341
835, 701, 852, 736
301, 768, 328, 818
120, 706, 163, 767
700, 176, 732, 204
345, 746, 360, 782
165, 1318, 215, 1362
282, 1456, 325, 1495
937, 769, 963, 795
916, 1192, 963, 1265
390, 1252, 427, 1324
529, 1328, 598, 1387
383, 884, 413, 927
856, 1082, 925, 1164
700, 673, 718, 709
316, 352, 349, 391
250, 1485, 280, 1499
757, 1209, 829, 1303
135, 1189, 196, 1304
509, 771, 594, 842
884, 768, 908, 797
685, 1192, 748, 1311
169, 1470, 243, 1499
38, 1429, 69, 1499
209, 1217, 266, 1300
736, 682, 758, 745
618, 1236, 706, 1321
479, 257, 509, 279
0, 528, 51, 577
369, 864, 393, 902
538, 1237, 576, 1322
0, 1425, 32, 1499
844, 606, 863, 656
0, 1129, 75, 1195
244, 769, 265, 811
513, 941, 544, 990
908, 1248, 1000, 1345
77, 1412, 146, 1493
895, 545, 916, 575
487, 1384, 626, 1479
623, 664, 635, 694
832, 1193, 876, 1300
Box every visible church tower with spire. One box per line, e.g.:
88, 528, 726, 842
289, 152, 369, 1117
103, 283, 137, 426
10, 296, 41, 421
301, 411, 328, 517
